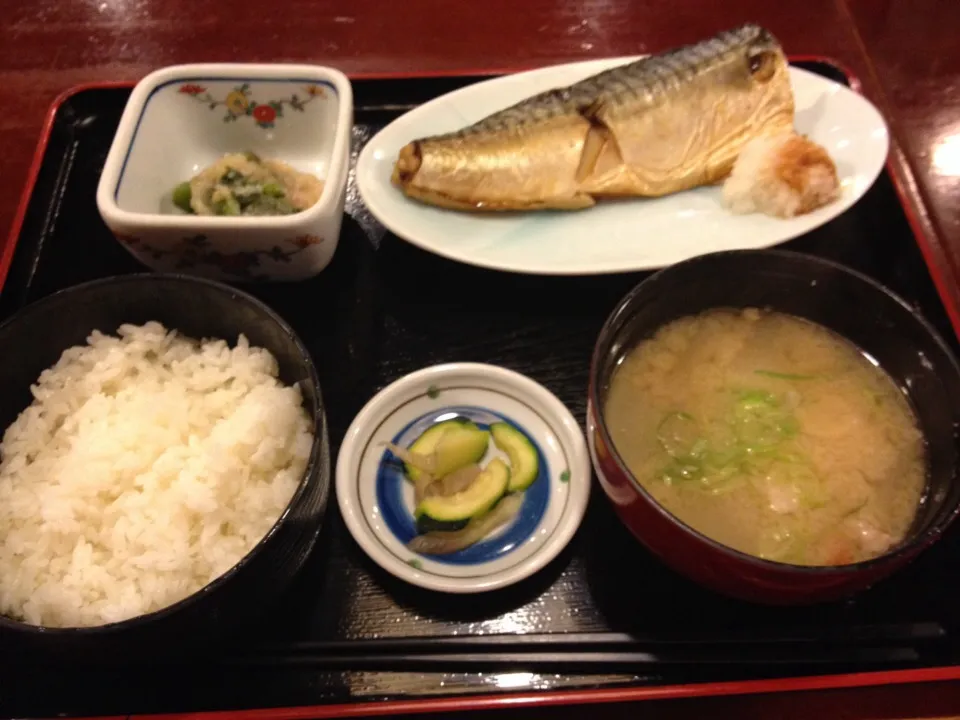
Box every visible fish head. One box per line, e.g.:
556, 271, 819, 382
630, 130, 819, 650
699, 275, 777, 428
731, 24, 795, 135
740, 25, 790, 84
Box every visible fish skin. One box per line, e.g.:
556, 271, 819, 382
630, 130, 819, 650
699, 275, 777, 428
392, 24, 796, 212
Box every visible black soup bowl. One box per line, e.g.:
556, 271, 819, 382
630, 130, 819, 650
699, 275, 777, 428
588, 249, 960, 604
0, 274, 330, 660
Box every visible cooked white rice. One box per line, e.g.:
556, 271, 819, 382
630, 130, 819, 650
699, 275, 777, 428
0, 322, 313, 628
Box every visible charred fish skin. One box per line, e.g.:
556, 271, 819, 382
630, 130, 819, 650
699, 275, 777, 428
392, 24, 795, 212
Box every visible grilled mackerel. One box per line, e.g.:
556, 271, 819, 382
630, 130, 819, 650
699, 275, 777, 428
392, 24, 795, 211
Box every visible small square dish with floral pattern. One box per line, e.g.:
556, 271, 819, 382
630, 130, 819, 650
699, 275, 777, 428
96, 63, 353, 283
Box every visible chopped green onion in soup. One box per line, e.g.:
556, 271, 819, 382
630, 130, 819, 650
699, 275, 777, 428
604, 307, 926, 567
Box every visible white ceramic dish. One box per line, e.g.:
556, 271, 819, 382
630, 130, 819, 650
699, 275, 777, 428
336, 363, 590, 593
356, 59, 889, 276
96, 63, 353, 283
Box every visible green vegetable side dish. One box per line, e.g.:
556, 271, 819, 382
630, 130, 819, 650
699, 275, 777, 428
390, 416, 542, 556
171, 151, 325, 217
172, 182, 193, 212
415, 458, 510, 531
490, 422, 539, 491
430, 425, 490, 478
403, 419, 486, 485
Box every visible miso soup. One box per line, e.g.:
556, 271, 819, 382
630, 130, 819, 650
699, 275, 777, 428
604, 307, 926, 566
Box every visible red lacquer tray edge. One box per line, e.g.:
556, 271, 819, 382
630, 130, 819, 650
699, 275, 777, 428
5, 58, 960, 720
124, 666, 960, 720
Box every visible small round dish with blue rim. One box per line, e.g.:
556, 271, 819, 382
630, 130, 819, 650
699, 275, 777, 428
336, 363, 590, 593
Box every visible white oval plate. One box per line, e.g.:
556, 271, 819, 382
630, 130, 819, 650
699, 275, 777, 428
335, 363, 590, 593
356, 59, 889, 276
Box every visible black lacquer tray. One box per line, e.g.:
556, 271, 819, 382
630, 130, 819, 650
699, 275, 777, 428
2, 61, 960, 720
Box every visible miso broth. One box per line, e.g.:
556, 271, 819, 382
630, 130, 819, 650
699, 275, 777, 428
604, 307, 926, 566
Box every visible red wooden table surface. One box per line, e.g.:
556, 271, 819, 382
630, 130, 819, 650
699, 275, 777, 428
845, 0, 960, 285
1, 0, 959, 717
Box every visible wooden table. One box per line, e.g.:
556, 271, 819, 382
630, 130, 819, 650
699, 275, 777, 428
845, 0, 960, 288
1, 0, 959, 717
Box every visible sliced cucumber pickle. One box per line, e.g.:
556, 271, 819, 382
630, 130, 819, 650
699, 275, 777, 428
432, 424, 490, 478
490, 422, 539, 491
403, 418, 489, 483
415, 458, 510, 533
404, 421, 454, 483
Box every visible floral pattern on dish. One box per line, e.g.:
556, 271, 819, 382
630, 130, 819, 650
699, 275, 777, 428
178, 83, 329, 129
118, 234, 325, 280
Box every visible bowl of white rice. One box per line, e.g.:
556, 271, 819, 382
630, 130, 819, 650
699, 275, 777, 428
0, 274, 329, 657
